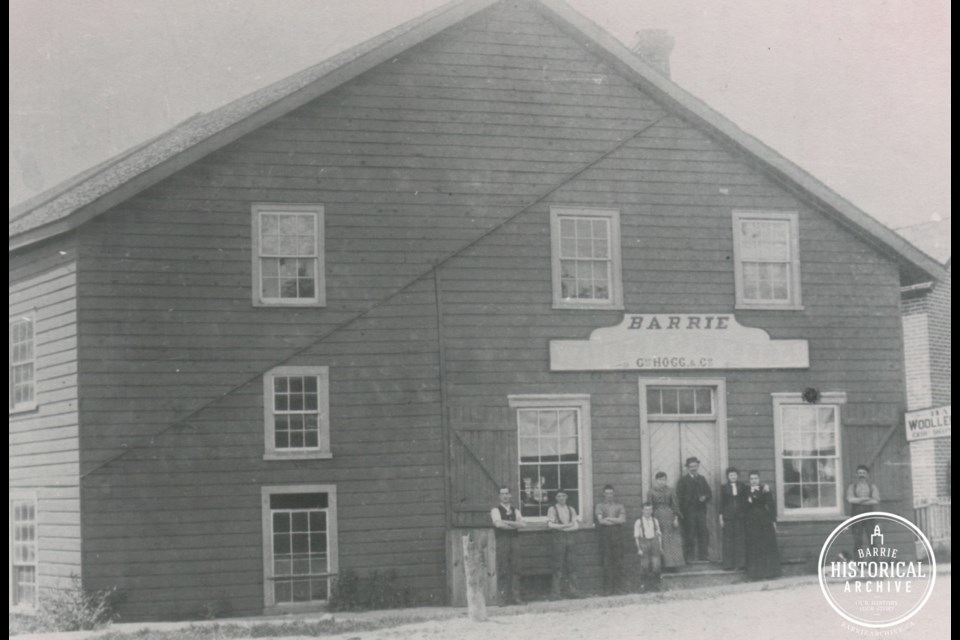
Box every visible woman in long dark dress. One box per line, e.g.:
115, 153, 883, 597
719, 467, 746, 570
743, 471, 781, 580
646, 472, 685, 569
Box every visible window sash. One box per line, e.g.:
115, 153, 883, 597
516, 406, 583, 520
261, 485, 338, 609
9, 317, 36, 411
733, 211, 800, 308
773, 394, 845, 518
550, 208, 622, 309
11, 497, 38, 607
558, 215, 613, 303
272, 375, 322, 451
252, 205, 324, 306
263, 367, 330, 459
270, 505, 330, 604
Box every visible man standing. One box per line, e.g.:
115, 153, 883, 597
846, 464, 880, 557
546, 490, 581, 599
595, 484, 627, 595
676, 456, 712, 562
490, 486, 525, 606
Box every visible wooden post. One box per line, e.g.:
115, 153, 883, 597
462, 532, 488, 621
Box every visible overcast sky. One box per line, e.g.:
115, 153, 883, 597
9, 0, 951, 231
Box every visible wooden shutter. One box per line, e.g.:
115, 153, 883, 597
449, 406, 517, 528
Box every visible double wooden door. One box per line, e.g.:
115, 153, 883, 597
643, 383, 725, 563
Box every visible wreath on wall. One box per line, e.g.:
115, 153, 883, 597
802, 387, 821, 404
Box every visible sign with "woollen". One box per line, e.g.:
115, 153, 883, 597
549, 313, 809, 371
905, 405, 951, 442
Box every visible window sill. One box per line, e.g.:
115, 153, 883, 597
552, 302, 625, 311
263, 451, 333, 461
254, 300, 327, 308
9, 403, 39, 416
735, 303, 805, 311
515, 522, 596, 532
777, 512, 847, 523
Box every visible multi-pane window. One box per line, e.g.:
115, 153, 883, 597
261, 487, 338, 608
11, 497, 38, 607
510, 395, 594, 523
733, 211, 801, 308
10, 316, 36, 412
773, 393, 846, 517
646, 386, 714, 416
252, 204, 324, 306
263, 367, 330, 460
550, 208, 622, 309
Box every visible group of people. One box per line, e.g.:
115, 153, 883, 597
491, 459, 882, 605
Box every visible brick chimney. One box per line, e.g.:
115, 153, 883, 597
631, 29, 675, 78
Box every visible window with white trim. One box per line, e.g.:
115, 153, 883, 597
732, 211, 802, 309
10, 494, 38, 608
261, 486, 338, 608
773, 392, 846, 519
550, 208, 623, 309
252, 204, 325, 306
509, 395, 594, 523
263, 367, 330, 460
10, 315, 37, 413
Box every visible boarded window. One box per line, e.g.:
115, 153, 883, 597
252, 205, 324, 306
10, 316, 36, 412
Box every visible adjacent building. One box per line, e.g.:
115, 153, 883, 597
898, 219, 951, 554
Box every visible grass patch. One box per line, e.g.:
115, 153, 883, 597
9, 612, 51, 637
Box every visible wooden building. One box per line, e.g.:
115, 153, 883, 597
9, 0, 947, 621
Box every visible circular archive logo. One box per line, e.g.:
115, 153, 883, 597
818, 512, 936, 628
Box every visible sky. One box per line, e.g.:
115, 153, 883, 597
8, 0, 951, 232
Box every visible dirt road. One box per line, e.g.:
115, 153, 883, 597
317, 577, 951, 640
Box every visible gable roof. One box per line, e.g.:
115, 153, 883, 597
8, 0, 946, 285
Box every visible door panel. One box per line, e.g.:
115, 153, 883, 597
649, 422, 682, 482
649, 420, 721, 562
681, 422, 720, 561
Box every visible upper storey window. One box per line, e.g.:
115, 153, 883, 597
10, 315, 36, 413
732, 211, 802, 309
550, 208, 623, 310
252, 204, 325, 307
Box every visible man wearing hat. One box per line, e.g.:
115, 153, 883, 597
675, 456, 712, 562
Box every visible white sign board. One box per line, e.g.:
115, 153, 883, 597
905, 405, 951, 442
550, 313, 809, 371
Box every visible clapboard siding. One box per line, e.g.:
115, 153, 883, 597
9, 233, 83, 591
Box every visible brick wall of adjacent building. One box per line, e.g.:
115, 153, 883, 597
901, 301, 932, 411
902, 263, 951, 506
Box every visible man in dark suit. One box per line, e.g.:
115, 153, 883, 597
676, 456, 712, 562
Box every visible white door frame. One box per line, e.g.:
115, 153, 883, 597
638, 378, 729, 500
